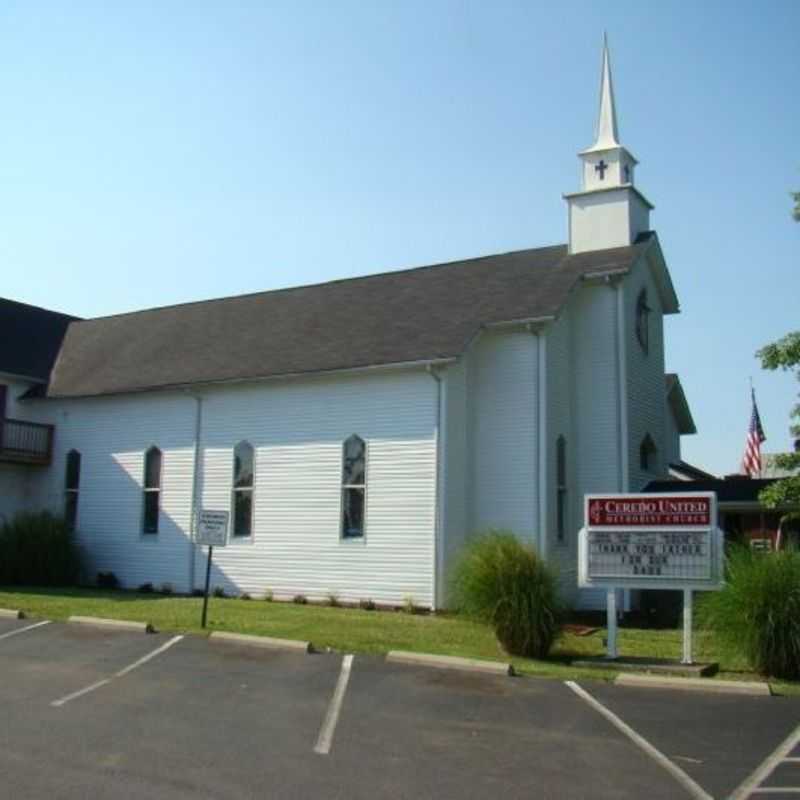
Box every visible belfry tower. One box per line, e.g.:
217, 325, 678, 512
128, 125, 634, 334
564, 37, 654, 254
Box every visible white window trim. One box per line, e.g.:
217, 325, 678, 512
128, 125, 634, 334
64, 450, 81, 533
340, 435, 368, 543
556, 435, 567, 545
141, 446, 162, 536
230, 441, 255, 543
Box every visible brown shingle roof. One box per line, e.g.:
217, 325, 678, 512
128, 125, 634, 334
48, 238, 653, 398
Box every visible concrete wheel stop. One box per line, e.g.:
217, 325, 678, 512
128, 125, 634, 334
570, 655, 719, 678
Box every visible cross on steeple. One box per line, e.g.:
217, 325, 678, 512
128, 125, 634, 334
595, 160, 608, 179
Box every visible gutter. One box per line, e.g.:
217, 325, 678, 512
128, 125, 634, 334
484, 315, 556, 331
45, 356, 459, 401
535, 329, 548, 560
427, 364, 447, 610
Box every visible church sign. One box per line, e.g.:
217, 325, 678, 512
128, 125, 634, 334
586, 495, 712, 528
578, 492, 724, 664
579, 492, 723, 591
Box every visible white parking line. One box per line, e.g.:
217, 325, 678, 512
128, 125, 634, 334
50, 678, 112, 707
0, 620, 51, 641
51, 634, 184, 708
314, 653, 353, 755
729, 721, 800, 799
114, 635, 185, 678
565, 681, 713, 800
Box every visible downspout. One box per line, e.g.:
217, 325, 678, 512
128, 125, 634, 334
615, 282, 629, 491
427, 365, 447, 611
615, 281, 630, 614
536, 329, 548, 561
184, 391, 203, 593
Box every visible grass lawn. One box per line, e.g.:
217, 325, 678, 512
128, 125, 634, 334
1, 586, 796, 694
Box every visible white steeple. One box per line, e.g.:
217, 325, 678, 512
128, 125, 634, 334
587, 34, 620, 152
563, 37, 654, 254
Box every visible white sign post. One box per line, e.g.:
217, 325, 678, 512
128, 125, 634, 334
579, 492, 723, 664
196, 510, 229, 628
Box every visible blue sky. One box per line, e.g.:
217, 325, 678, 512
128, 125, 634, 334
1, 1, 798, 476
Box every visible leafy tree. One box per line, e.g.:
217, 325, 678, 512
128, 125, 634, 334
757, 332, 800, 519
793, 189, 800, 222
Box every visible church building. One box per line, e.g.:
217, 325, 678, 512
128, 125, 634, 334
0, 43, 695, 610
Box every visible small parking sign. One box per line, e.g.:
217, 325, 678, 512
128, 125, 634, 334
196, 510, 229, 547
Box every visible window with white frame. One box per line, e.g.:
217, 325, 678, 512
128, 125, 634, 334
556, 435, 567, 542
341, 434, 366, 539
142, 446, 162, 534
64, 449, 81, 532
232, 441, 254, 538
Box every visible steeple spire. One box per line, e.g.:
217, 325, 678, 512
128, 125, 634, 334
592, 34, 620, 151
563, 36, 653, 254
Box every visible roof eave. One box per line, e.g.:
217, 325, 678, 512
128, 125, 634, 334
45, 356, 460, 401
666, 374, 697, 435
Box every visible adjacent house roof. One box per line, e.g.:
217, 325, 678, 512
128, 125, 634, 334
665, 373, 696, 435
668, 460, 715, 481
0, 298, 79, 383
48, 235, 656, 398
645, 477, 792, 507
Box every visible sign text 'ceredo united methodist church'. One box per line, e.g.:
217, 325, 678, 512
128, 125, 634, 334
579, 493, 723, 590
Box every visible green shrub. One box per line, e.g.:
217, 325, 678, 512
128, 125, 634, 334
698, 547, 800, 680
0, 511, 81, 586
97, 571, 118, 589
450, 530, 562, 658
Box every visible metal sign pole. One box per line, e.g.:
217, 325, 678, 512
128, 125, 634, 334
682, 588, 693, 665
201, 545, 213, 629
606, 587, 618, 659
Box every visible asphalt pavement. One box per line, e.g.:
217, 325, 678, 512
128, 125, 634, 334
0, 616, 797, 799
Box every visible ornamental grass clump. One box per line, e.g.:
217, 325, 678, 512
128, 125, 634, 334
450, 530, 563, 659
0, 511, 81, 586
698, 546, 800, 680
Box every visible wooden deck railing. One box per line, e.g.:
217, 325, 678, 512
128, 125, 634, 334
0, 418, 54, 465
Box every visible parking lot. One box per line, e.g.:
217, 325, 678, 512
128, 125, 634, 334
1, 616, 798, 800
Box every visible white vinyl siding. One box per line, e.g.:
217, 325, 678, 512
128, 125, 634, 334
570, 281, 625, 611
626, 260, 668, 490
441, 357, 468, 608
25, 370, 437, 605
194, 370, 437, 606
28, 392, 206, 592
466, 330, 538, 545
545, 308, 579, 603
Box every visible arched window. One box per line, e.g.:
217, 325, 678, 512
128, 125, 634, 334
640, 434, 657, 473
635, 289, 651, 354
556, 436, 567, 542
232, 441, 254, 539
142, 446, 162, 534
341, 434, 366, 539
64, 449, 81, 532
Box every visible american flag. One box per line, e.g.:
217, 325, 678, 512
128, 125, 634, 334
741, 389, 766, 477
